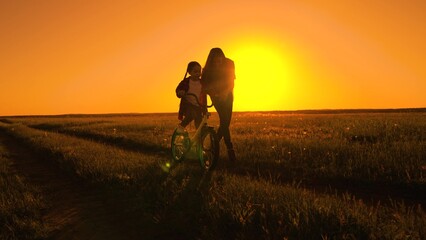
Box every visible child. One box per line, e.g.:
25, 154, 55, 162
175, 61, 206, 132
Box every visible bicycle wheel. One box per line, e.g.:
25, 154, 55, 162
167, 129, 190, 169
198, 127, 219, 171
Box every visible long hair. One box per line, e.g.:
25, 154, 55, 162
203, 48, 225, 71
201, 48, 226, 86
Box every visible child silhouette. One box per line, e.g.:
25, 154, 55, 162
175, 61, 206, 132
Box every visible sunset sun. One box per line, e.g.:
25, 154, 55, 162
227, 40, 294, 112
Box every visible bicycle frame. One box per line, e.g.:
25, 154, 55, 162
183, 93, 213, 139
169, 93, 219, 170
188, 112, 210, 148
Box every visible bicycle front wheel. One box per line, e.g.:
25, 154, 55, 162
198, 127, 219, 171
166, 129, 190, 171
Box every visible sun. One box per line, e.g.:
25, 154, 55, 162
226, 40, 294, 111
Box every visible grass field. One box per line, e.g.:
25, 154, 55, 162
0, 111, 425, 239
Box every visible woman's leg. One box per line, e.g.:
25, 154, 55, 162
217, 96, 233, 147
214, 93, 236, 161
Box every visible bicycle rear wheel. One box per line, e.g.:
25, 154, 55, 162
198, 127, 219, 171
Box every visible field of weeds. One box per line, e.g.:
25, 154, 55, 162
0, 111, 425, 239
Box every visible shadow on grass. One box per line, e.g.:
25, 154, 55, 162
216, 158, 426, 209
30, 123, 169, 156
93, 163, 218, 239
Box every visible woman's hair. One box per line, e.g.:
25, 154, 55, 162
204, 48, 225, 70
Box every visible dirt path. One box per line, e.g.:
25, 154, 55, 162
0, 131, 149, 240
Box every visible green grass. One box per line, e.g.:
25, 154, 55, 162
8, 113, 426, 186
205, 173, 426, 239
0, 123, 160, 185
1, 112, 426, 239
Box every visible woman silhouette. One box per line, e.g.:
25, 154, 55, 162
201, 48, 236, 162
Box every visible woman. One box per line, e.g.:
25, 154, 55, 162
201, 48, 236, 162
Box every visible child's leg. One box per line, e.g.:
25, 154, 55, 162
180, 105, 196, 128
180, 115, 194, 128
194, 107, 203, 129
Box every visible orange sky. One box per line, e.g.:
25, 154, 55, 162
1, 0, 425, 115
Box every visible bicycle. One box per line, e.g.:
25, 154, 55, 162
163, 93, 219, 172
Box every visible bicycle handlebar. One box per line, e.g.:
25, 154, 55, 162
184, 93, 214, 108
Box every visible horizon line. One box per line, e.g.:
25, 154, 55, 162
1, 107, 426, 118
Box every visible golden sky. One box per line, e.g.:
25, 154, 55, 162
1, 0, 425, 115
